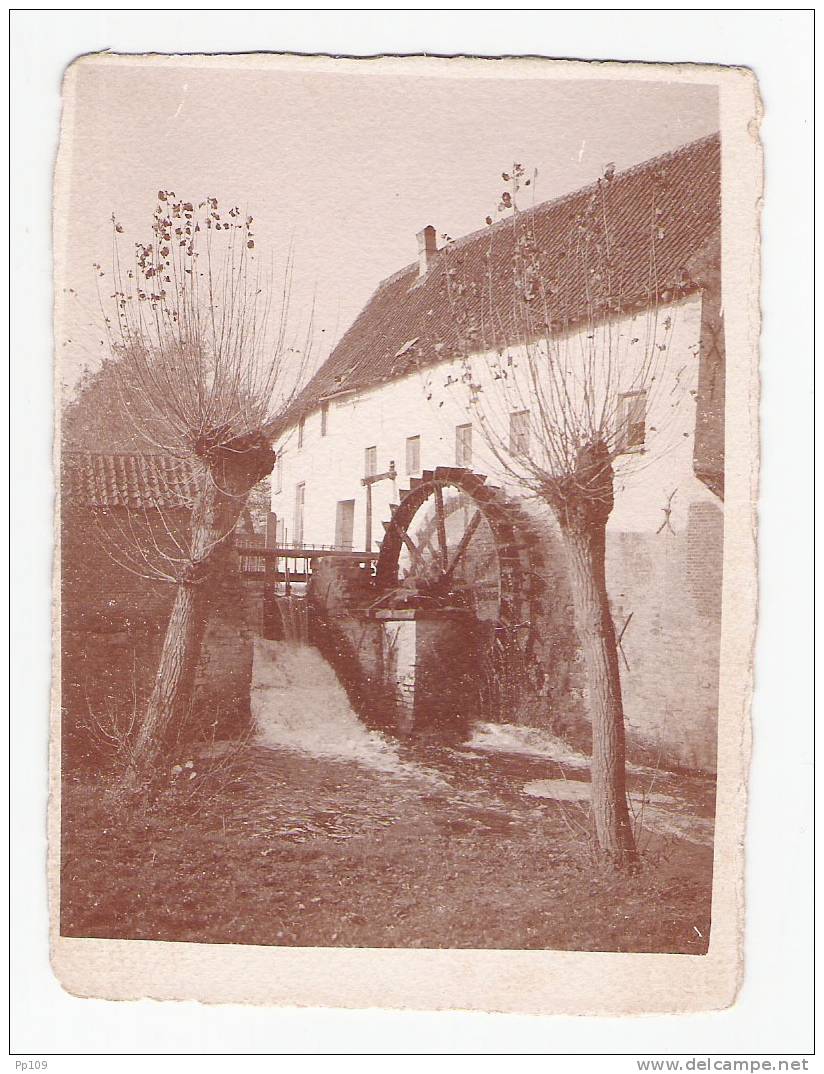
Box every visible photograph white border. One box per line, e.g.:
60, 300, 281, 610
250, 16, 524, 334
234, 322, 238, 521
10, 7, 813, 1060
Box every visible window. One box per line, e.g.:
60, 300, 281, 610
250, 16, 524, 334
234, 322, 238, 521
617, 390, 647, 451
297, 416, 305, 449
273, 451, 283, 495
509, 410, 530, 456
294, 483, 305, 547
321, 401, 329, 437
455, 423, 473, 467
406, 435, 421, 475
364, 445, 377, 477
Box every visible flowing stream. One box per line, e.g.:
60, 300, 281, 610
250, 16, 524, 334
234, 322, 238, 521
273, 594, 308, 643
249, 641, 712, 846
251, 638, 443, 784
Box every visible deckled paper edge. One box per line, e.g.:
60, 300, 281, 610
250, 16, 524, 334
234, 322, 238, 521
48, 52, 762, 1015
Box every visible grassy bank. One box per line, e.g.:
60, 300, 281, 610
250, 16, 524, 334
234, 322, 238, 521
60, 739, 713, 953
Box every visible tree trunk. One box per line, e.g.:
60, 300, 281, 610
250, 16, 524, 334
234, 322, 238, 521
124, 437, 277, 789
127, 578, 205, 779
124, 474, 219, 786
560, 517, 638, 867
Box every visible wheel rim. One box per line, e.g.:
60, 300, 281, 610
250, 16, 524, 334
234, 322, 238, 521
374, 467, 534, 628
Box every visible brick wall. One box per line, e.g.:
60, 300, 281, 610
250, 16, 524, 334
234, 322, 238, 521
60, 507, 259, 762
60, 506, 185, 633
193, 547, 260, 732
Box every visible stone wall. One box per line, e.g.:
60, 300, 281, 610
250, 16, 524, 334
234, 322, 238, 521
306, 557, 392, 732
502, 506, 587, 742
507, 496, 722, 772
304, 503, 722, 773
606, 500, 723, 772
60, 506, 185, 634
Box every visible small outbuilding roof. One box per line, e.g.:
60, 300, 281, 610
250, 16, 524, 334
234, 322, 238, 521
61, 452, 201, 510
283, 133, 720, 426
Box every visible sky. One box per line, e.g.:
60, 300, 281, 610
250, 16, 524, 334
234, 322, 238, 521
57, 56, 719, 392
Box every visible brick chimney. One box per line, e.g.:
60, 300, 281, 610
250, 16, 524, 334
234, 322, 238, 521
416, 225, 438, 277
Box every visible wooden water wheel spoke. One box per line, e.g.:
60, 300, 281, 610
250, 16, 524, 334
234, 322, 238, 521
397, 528, 423, 569
443, 509, 483, 581
374, 467, 536, 629
373, 467, 542, 729
418, 533, 439, 563
386, 516, 424, 569
434, 484, 449, 569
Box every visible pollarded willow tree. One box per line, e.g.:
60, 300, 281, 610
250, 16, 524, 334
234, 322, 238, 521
97, 192, 312, 785
440, 161, 692, 867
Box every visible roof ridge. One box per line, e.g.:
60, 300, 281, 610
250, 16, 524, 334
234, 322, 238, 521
376, 261, 417, 290
372, 132, 721, 293
282, 132, 720, 425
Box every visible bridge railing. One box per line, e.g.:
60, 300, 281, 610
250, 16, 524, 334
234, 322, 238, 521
233, 536, 378, 584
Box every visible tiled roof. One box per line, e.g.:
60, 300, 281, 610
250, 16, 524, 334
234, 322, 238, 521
61, 452, 201, 509
285, 134, 720, 424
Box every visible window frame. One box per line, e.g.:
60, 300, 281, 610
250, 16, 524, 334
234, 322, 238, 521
405, 434, 421, 475
364, 445, 377, 478
509, 409, 531, 456
455, 422, 473, 467
294, 481, 306, 546
335, 498, 356, 551
616, 389, 648, 453
320, 401, 329, 437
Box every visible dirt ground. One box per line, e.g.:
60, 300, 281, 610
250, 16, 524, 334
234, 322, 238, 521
60, 733, 715, 953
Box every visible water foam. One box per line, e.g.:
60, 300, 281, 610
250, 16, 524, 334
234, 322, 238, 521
251, 639, 443, 785
467, 721, 592, 769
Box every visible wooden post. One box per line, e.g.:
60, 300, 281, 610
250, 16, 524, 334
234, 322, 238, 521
363, 459, 396, 553
365, 481, 373, 553
264, 548, 276, 588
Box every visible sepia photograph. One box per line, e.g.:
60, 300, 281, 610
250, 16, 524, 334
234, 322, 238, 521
49, 51, 760, 1010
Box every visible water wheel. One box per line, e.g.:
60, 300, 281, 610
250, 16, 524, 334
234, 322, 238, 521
373, 466, 540, 627
372, 466, 547, 728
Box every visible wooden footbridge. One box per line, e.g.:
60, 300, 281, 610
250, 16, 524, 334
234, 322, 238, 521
234, 537, 378, 588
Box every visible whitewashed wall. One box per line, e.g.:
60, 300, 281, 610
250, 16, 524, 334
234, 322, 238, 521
271, 292, 715, 546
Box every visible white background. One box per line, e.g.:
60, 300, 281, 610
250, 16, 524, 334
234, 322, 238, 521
8, 7, 814, 1064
